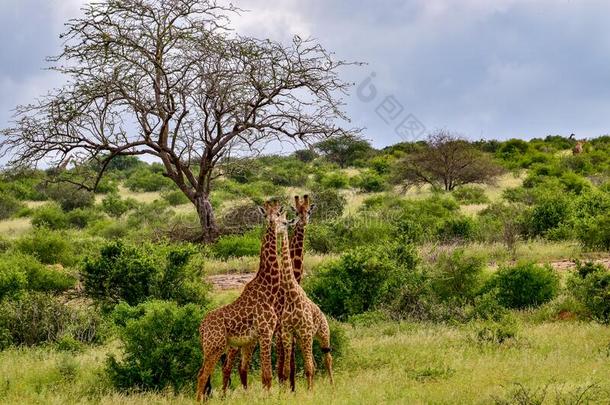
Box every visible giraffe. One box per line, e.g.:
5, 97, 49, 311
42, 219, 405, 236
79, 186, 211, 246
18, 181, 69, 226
221, 196, 334, 392
277, 206, 331, 390
285, 195, 333, 390
573, 140, 587, 155
196, 200, 284, 401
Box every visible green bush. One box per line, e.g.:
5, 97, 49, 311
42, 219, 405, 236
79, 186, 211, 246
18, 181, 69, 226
452, 186, 490, 204
102, 192, 137, 218
305, 246, 406, 320
567, 262, 610, 323
81, 242, 208, 307
429, 249, 486, 304
0, 253, 75, 294
161, 190, 190, 206
577, 214, 610, 251
310, 188, 346, 221
66, 208, 100, 229
485, 263, 559, 309
525, 195, 572, 237
212, 230, 260, 259
0, 259, 28, 301
106, 300, 205, 392
319, 172, 350, 189
305, 216, 394, 254
351, 171, 387, 192
44, 183, 95, 211
0, 192, 24, 220
125, 168, 173, 192
437, 216, 477, 242
31, 204, 69, 230
474, 315, 519, 344
0, 292, 106, 349
218, 203, 263, 233
16, 228, 75, 266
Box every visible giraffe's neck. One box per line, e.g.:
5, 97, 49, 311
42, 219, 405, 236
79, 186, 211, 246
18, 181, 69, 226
281, 228, 298, 289
256, 223, 280, 295
289, 220, 305, 284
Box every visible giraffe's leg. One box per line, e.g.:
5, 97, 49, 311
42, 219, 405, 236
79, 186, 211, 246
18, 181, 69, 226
222, 347, 239, 394
196, 347, 223, 402
239, 343, 255, 389
280, 328, 293, 388
296, 334, 315, 391
289, 337, 297, 392
276, 327, 286, 383
258, 322, 276, 390
317, 318, 334, 385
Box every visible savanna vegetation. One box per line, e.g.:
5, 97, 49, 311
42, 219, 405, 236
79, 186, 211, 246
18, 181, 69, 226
1, 1, 610, 404
1, 131, 610, 403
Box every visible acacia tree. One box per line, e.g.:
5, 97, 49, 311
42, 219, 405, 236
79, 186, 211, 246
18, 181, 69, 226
0, 0, 356, 242
393, 130, 504, 191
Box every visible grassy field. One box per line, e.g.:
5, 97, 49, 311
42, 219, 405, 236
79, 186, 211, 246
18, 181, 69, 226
1, 316, 609, 404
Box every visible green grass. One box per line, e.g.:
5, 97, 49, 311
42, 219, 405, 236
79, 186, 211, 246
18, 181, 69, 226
1, 321, 609, 404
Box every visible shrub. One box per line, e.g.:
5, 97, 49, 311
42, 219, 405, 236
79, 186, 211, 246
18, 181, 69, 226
0, 192, 23, 220
319, 172, 350, 189
293, 149, 318, 163
16, 228, 75, 266
429, 249, 486, 304
125, 168, 173, 192
452, 186, 490, 204
106, 301, 205, 392
81, 241, 208, 307
0, 292, 106, 349
567, 262, 610, 323
102, 192, 137, 218
81, 242, 157, 307
31, 204, 69, 230
437, 216, 477, 242
305, 246, 405, 320
161, 190, 190, 206
44, 183, 95, 211
66, 208, 100, 229
525, 195, 572, 237
218, 203, 263, 233
310, 188, 346, 221
474, 315, 519, 344
0, 253, 75, 294
212, 230, 260, 259
485, 263, 559, 309
0, 260, 27, 300
576, 214, 610, 251
351, 171, 387, 192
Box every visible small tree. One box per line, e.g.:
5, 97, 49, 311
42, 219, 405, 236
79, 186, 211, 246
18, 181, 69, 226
1, 0, 357, 242
393, 131, 504, 191
315, 134, 373, 168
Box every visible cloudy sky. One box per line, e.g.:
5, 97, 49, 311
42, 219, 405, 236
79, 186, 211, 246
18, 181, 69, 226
2, 0, 610, 148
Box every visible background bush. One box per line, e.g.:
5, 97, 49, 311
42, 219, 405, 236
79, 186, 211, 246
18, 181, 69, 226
452, 186, 490, 204
106, 300, 205, 392
0, 191, 24, 220
44, 183, 95, 211
15, 228, 75, 266
568, 262, 610, 323
212, 230, 261, 259
485, 263, 559, 309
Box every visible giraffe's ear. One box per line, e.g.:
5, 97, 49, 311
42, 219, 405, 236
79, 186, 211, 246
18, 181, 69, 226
290, 205, 297, 213
288, 217, 299, 227
309, 203, 317, 213
257, 206, 266, 217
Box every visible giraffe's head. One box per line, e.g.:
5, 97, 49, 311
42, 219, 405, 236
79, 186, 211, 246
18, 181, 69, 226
258, 200, 288, 231
292, 195, 316, 225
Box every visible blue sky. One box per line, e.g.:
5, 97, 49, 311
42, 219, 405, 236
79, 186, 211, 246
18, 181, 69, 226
2, 0, 610, 148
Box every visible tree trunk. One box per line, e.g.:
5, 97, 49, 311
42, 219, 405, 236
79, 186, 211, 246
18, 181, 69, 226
195, 194, 219, 243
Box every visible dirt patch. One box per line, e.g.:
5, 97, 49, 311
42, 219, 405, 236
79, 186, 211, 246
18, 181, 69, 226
207, 273, 255, 290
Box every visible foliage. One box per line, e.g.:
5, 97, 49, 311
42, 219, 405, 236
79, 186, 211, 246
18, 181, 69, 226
305, 246, 407, 320
428, 249, 486, 304
319, 172, 350, 189
218, 202, 263, 233
124, 168, 174, 192
567, 262, 610, 323
211, 230, 261, 259
15, 228, 75, 266
161, 189, 190, 206
106, 301, 205, 392
44, 183, 95, 211
437, 216, 477, 242
0, 292, 105, 349
485, 263, 559, 309
81, 241, 208, 307
394, 131, 504, 191
102, 192, 137, 218
310, 187, 346, 221
0, 253, 75, 297
0, 191, 24, 220
452, 186, 490, 204
576, 213, 610, 251
315, 135, 374, 168
351, 170, 387, 192
31, 203, 69, 230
